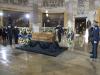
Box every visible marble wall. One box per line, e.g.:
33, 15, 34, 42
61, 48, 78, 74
0, 0, 98, 32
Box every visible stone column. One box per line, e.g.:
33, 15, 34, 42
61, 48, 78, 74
65, 0, 76, 30
65, 0, 77, 51
30, 0, 40, 32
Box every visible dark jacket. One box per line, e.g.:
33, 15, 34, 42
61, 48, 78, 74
13, 28, 19, 37
0, 28, 2, 36
55, 26, 64, 35
2, 28, 7, 37
89, 27, 94, 42
89, 25, 100, 42
7, 27, 13, 38
92, 25, 99, 42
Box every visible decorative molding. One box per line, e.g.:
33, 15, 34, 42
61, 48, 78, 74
0, 3, 33, 12
0, 0, 29, 6
42, 0, 64, 8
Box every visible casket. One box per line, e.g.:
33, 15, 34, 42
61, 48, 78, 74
32, 32, 55, 42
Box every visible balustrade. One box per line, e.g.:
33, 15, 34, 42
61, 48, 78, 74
0, 0, 29, 6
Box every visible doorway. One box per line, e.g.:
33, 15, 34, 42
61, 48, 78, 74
42, 13, 64, 27
75, 17, 87, 34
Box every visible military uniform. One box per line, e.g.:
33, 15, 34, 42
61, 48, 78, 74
90, 25, 99, 59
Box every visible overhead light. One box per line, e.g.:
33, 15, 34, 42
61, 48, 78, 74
25, 14, 30, 19
46, 10, 48, 13
46, 13, 48, 17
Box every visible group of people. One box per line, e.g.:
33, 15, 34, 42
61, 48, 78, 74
0, 26, 19, 45
55, 20, 100, 61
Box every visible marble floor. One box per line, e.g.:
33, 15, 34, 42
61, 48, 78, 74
0, 44, 100, 75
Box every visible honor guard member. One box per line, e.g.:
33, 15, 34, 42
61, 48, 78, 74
7, 25, 13, 45
90, 20, 100, 61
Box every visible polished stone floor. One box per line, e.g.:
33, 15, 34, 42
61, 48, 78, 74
0, 44, 100, 75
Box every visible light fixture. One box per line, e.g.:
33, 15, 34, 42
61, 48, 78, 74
46, 13, 48, 17
46, 10, 48, 13
25, 14, 30, 19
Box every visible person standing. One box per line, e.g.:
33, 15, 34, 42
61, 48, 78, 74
87, 20, 91, 28
2, 27, 7, 45
13, 26, 19, 44
90, 20, 100, 61
7, 25, 13, 45
55, 25, 63, 42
